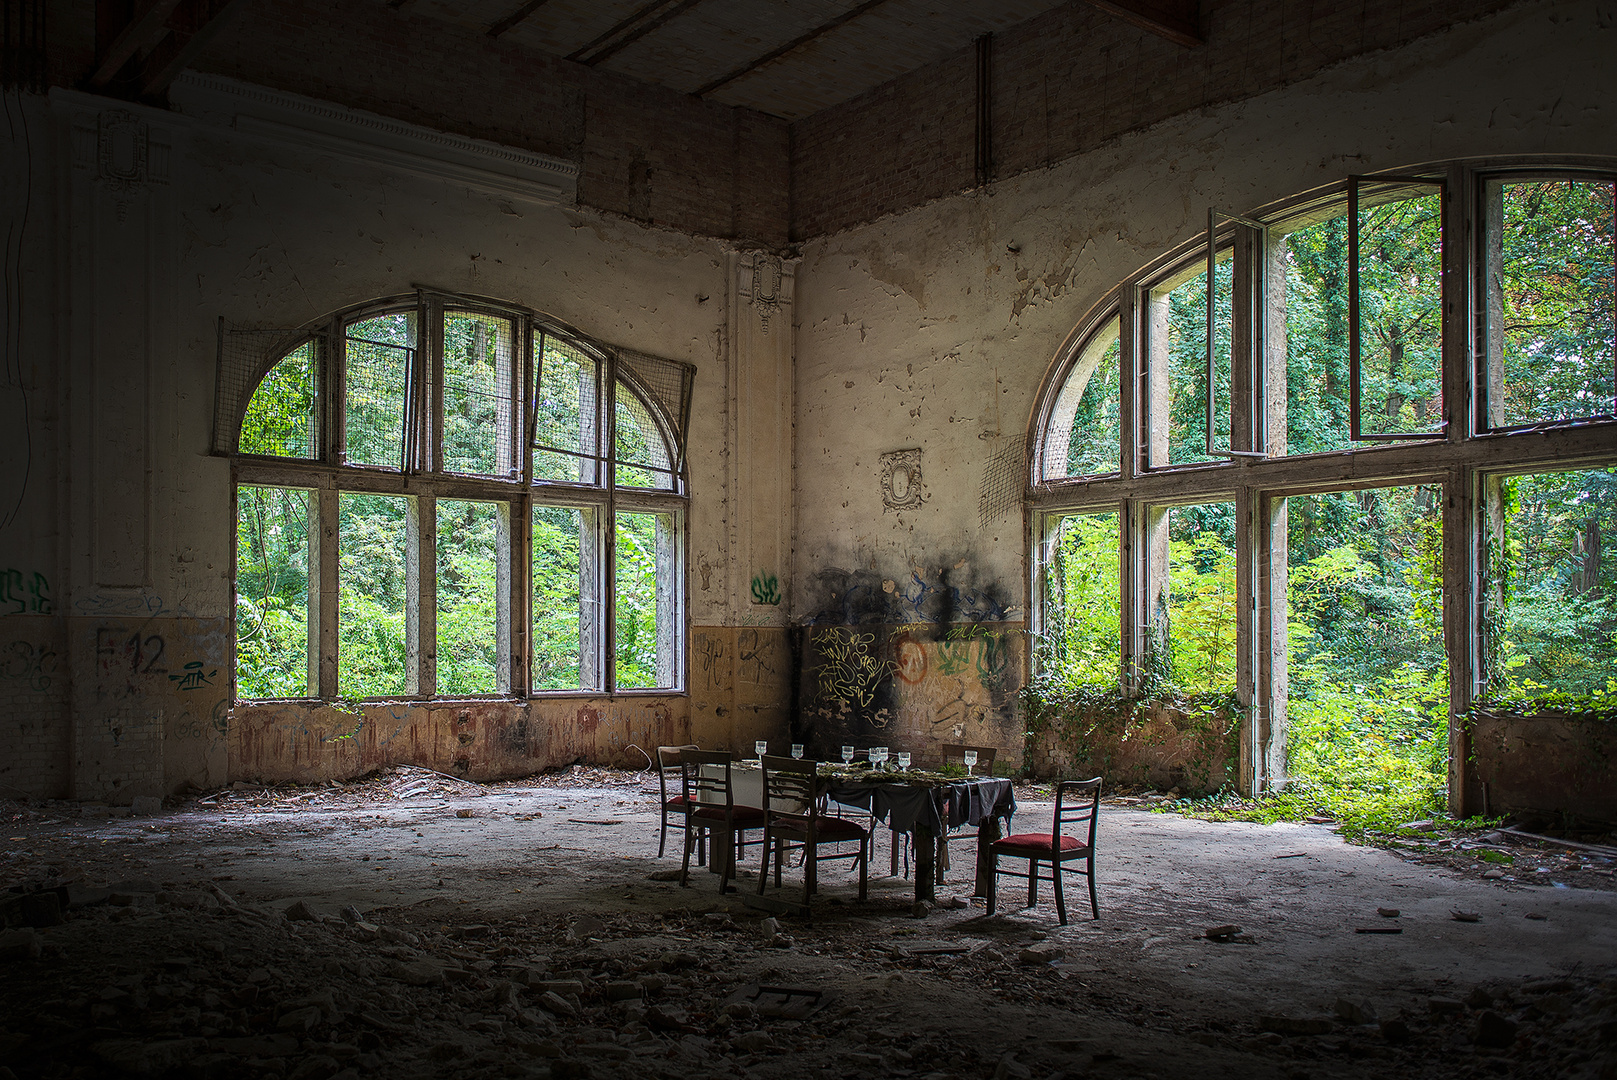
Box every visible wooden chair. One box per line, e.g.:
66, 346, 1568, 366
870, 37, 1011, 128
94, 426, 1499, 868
933, 743, 1004, 881
678, 750, 766, 893
758, 754, 869, 905
656, 744, 702, 861
985, 777, 1101, 925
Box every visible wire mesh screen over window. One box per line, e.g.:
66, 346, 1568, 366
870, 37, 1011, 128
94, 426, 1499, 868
532, 334, 602, 484
614, 384, 675, 489
345, 313, 415, 470
616, 349, 695, 474
214, 324, 327, 456
443, 311, 518, 477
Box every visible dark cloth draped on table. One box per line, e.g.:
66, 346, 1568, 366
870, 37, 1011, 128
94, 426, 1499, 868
824, 777, 1015, 835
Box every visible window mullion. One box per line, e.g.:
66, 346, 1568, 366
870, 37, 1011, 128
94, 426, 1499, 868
602, 357, 618, 693
316, 482, 339, 698
1120, 283, 1142, 481
408, 493, 435, 697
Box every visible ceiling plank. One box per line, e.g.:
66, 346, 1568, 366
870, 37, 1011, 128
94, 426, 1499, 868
692, 0, 891, 99
90, 0, 185, 87
486, 0, 553, 39
565, 0, 678, 63
136, 0, 250, 97
1081, 0, 1202, 47
577, 0, 709, 67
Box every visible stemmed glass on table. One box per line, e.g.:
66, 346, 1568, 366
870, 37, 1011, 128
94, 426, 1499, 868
963, 749, 978, 776
755, 740, 768, 761
871, 746, 888, 770
791, 744, 804, 759
841, 745, 855, 766
897, 751, 911, 771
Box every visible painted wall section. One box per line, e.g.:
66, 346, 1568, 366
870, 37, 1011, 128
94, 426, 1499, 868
789, 0, 1613, 773
0, 71, 796, 799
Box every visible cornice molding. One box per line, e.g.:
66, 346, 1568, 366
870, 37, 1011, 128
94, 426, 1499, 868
169, 72, 578, 207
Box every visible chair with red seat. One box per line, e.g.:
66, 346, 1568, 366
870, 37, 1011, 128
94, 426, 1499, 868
655, 744, 702, 860
678, 750, 766, 893
758, 754, 869, 905
985, 776, 1101, 925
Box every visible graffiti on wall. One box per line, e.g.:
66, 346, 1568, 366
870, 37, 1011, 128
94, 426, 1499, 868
750, 571, 781, 605
0, 569, 52, 614
2, 640, 56, 691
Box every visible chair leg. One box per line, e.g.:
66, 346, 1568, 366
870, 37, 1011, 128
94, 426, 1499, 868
1027, 859, 1038, 908
984, 854, 998, 916
1087, 855, 1100, 920
857, 836, 868, 902
658, 816, 668, 859
804, 842, 817, 904
757, 828, 770, 894
774, 837, 784, 887
697, 826, 707, 866
679, 823, 694, 887
890, 828, 900, 877
1053, 863, 1068, 926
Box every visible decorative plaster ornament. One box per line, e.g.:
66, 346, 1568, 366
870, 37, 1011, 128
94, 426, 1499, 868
880, 448, 924, 511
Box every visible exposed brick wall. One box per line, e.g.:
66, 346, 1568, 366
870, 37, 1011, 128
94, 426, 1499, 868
179, 0, 791, 247
790, 0, 1521, 240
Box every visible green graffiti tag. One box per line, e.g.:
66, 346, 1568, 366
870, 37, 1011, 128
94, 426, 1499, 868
751, 571, 781, 605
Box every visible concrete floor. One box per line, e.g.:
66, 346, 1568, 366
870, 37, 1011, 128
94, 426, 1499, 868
2, 772, 1614, 1079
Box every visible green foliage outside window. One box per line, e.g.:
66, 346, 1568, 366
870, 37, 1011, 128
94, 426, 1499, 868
442, 312, 514, 478
1487, 468, 1617, 713
1492, 180, 1616, 426
437, 500, 501, 695
236, 486, 312, 698
532, 505, 586, 690
338, 492, 410, 698
240, 342, 316, 458
345, 313, 413, 470
1159, 259, 1232, 465
615, 512, 665, 689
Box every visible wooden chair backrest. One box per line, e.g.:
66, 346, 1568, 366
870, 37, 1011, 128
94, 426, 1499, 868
679, 749, 736, 811
1054, 777, 1103, 850
657, 744, 699, 800
760, 754, 818, 821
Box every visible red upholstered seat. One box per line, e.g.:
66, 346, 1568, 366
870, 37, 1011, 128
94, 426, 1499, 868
663, 793, 695, 808
993, 833, 1086, 854
773, 814, 867, 839
692, 803, 766, 823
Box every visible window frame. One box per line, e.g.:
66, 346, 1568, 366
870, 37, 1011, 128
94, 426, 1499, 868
229, 290, 691, 703
1029, 156, 1617, 812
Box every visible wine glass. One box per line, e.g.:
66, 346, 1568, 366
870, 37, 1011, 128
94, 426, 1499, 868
897, 751, 911, 771
755, 740, 768, 761
872, 746, 888, 769
963, 749, 978, 776
841, 745, 855, 766
791, 743, 804, 760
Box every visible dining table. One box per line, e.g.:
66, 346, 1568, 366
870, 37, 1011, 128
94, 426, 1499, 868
700, 760, 1016, 903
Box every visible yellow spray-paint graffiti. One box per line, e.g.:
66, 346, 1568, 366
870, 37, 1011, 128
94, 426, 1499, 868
812, 628, 886, 708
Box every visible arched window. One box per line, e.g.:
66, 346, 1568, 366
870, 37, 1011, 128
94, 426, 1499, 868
1030, 159, 1617, 808
223, 291, 694, 701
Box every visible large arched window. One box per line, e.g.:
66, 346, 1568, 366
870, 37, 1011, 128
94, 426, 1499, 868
1030, 159, 1616, 810
222, 291, 693, 702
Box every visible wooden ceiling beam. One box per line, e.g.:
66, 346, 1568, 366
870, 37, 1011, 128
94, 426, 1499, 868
135, 0, 249, 97
486, 0, 552, 39
693, 0, 890, 99
90, 0, 185, 87
1081, 0, 1202, 48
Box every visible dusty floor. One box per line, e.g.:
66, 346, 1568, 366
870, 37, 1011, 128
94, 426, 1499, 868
2, 768, 1615, 1080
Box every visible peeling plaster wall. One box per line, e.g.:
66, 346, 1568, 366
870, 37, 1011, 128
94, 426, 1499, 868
0, 78, 796, 799
789, 0, 1614, 765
